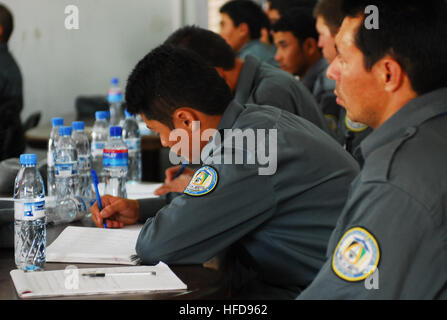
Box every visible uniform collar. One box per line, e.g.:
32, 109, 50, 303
360, 87, 447, 160
217, 100, 245, 131
234, 55, 261, 104
301, 58, 328, 92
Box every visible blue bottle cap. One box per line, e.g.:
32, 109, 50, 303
51, 117, 64, 127
20, 154, 37, 166
110, 126, 122, 137
95, 111, 108, 120
59, 126, 72, 136
104, 111, 110, 119
72, 121, 85, 131
124, 109, 134, 118
111, 77, 119, 86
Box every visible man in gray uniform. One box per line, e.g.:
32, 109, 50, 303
298, 0, 447, 299
90, 45, 360, 299
164, 26, 333, 136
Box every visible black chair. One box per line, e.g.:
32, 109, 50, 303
23, 112, 41, 132
75, 95, 109, 125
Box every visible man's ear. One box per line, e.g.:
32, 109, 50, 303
172, 108, 199, 131
302, 37, 319, 56
379, 57, 405, 93
237, 22, 250, 39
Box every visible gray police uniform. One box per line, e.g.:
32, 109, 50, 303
238, 40, 277, 67
135, 100, 359, 299
235, 54, 334, 137
298, 87, 447, 299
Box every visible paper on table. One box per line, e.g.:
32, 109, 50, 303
46, 226, 142, 265
10, 262, 187, 299
96, 182, 163, 200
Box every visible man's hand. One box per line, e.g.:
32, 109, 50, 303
154, 165, 195, 196
90, 195, 140, 228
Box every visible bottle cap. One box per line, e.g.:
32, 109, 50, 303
20, 154, 37, 166
111, 77, 119, 86
95, 111, 108, 120
72, 121, 85, 131
124, 109, 134, 118
104, 111, 111, 119
51, 117, 64, 127
59, 126, 72, 136
110, 126, 122, 137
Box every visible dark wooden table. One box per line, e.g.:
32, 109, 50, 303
0, 220, 230, 300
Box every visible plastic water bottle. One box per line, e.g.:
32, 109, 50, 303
14, 154, 46, 271
72, 121, 92, 201
122, 110, 142, 182
91, 111, 109, 182
108, 78, 124, 126
103, 126, 128, 198
55, 126, 78, 201
47, 117, 64, 197
46, 196, 94, 225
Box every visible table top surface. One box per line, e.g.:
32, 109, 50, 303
0, 219, 230, 300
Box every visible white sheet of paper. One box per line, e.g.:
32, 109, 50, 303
10, 262, 187, 299
46, 226, 143, 265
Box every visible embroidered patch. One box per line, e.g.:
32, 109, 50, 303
345, 116, 369, 132
332, 227, 380, 282
184, 166, 218, 197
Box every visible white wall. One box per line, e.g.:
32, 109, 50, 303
2, 0, 193, 125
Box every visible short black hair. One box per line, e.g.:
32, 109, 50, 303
125, 45, 233, 129
269, 0, 317, 16
313, 0, 344, 36
341, 0, 447, 95
220, 0, 270, 40
0, 4, 13, 43
272, 7, 318, 43
164, 26, 236, 71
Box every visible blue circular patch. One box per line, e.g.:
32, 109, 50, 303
184, 166, 218, 197
332, 227, 380, 282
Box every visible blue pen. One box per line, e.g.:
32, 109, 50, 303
173, 161, 188, 179
91, 169, 107, 228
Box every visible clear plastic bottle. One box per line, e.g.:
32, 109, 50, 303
55, 126, 78, 201
103, 126, 128, 198
47, 117, 64, 198
72, 121, 92, 202
122, 110, 142, 182
14, 154, 46, 271
46, 196, 94, 225
91, 111, 109, 183
108, 78, 124, 126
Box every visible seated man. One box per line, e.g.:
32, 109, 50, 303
219, 0, 277, 66
272, 8, 339, 133
90, 44, 360, 299
299, 0, 447, 299
0, 4, 25, 160
313, 0, 371, 154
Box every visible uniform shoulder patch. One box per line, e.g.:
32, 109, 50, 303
332, 227, 380, 282
345, 116, 369, 132
184, 166, 218, 197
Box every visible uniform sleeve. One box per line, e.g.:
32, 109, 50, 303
135, 163, 276, 265
297, 182, 447, 299
137, 193, 181, 222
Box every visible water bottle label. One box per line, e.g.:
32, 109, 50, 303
103, 149, 128, 167
124, 138, 141, 152
92, 142, 105, 157
108, 90, 123, 103
14, 200, 46, 221
55, 162, 78, 177
78, 155, 91, 170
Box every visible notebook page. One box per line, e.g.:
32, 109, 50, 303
126, 182, 163, 200
46, 226, 142, 265
10, 263, 187, 299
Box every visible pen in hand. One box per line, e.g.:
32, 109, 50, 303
173, 161, 188, 180
91, 169, 107, 228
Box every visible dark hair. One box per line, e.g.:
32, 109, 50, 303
125, 45, 233, 129
272, 7, 318, 43
164, 26, 236, 70
341, 0, 447, 95
269, 0, 317, 16
0, 4, 13, 43
313, 0, 344, 36
220, 0, 270, 40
